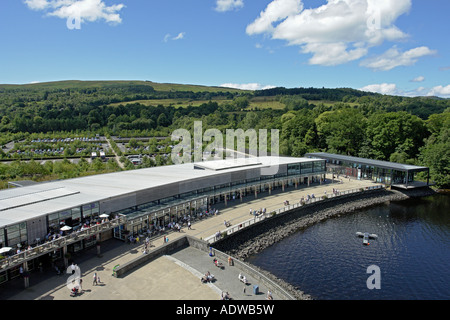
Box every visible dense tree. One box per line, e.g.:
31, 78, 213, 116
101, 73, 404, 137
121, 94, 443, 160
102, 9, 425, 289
418, 110, 450, 188
315, 108, 367, 155
363, 111, 428, 161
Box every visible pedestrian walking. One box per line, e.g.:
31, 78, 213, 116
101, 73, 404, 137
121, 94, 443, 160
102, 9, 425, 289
188, 221, 191, 230
93, 272, 98, 286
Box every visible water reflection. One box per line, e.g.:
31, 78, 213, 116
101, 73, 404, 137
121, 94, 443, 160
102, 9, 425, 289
247, 194, 450, 300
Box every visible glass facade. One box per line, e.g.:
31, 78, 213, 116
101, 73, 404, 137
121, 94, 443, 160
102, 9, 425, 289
48, 203, 96, 230
0, 229, 4, 248
287, 161, 325, 175
82, 202, 99, 218
5, 222, 27, 248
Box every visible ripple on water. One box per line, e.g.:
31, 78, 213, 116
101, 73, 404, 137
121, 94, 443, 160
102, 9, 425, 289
247, 194, 450, 300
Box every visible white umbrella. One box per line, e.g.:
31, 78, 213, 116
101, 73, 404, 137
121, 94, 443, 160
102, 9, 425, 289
60, 225, 72, 231
0, 247, 12, 254
99, 214, 109, 218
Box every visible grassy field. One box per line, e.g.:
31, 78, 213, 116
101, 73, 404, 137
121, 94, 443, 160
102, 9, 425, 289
107, 96, 354, 110
0, 80, 358, 111
248, 96, 286, 110
108, 98, 234, 108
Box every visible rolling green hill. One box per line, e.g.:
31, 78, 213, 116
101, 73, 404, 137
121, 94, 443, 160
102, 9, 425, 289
0, 80, 247, 93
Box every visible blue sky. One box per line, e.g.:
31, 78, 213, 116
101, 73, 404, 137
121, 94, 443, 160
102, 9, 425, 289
0, 0, 449, 97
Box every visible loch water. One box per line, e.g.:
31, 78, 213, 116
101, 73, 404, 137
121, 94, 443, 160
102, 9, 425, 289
247, 194, 450, 300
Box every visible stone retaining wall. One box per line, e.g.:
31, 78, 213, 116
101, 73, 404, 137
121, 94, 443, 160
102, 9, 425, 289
113, 235, 213, 278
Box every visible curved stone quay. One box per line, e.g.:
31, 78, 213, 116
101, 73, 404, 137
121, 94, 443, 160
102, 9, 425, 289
0, 175, 433, 300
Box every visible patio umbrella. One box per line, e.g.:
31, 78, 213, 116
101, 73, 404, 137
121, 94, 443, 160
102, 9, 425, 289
99, 214, 109, 218
60, 225, 72, 231
0, 247, 12, 254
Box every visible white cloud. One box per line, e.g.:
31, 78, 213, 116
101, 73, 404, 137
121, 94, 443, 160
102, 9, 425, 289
24, 0, 50, 10
164, 32, 186, 42
24, 0, 125, 25
246, 0, 302, 35
246, 0, 415, 66
360, 83, 401, 95
360, 46, 436, 71
302, 42, 368, 66
172, 32, 185, 40
360, 83, 450, 98
410, 76, 425, 82
426, 85, 450, 98
220, 83, 276, 90
215, 0, 244, 12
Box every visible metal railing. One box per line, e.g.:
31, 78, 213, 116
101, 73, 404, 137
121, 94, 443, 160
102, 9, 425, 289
212, 247, 297, 300
205, 185, 384, 244
0, 216, 127, 272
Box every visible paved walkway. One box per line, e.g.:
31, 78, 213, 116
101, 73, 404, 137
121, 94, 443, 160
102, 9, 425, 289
1, 175, 377, 300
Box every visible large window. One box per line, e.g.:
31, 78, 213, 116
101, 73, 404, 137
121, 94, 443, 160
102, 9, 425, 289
71, 207, 82, 226
301, 162, 312, 174
288, 163, 300, 175
82, 202, 100, 218
137, 201, 158, 211
48, 212, 59, 229
6, 222, 27, 247
48, 207, 83, 229
0, 229, 5, 248
160, 196, 178, 204
313, 161, 325, 173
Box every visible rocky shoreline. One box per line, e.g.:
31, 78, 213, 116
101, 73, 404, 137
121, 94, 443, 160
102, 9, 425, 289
214, 186, 437, 300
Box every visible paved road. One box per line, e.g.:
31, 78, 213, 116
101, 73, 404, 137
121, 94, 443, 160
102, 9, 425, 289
1, 175, 376, 300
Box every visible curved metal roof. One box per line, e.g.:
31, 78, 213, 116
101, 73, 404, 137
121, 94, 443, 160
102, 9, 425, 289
305, 152, 428, 171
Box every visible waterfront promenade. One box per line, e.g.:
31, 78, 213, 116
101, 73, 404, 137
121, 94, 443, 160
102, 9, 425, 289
1, 175, 376, 300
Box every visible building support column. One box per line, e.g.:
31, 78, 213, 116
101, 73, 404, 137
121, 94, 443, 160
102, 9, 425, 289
63, 245, 69, 269
22, 261, 29, 288
405, 170, 409, 188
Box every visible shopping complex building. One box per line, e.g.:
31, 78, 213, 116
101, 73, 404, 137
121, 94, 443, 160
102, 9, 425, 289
305, 152, 430, 189
0, 156, 327, 284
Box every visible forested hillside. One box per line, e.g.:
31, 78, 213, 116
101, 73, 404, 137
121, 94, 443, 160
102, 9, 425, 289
0, 80, 448, 188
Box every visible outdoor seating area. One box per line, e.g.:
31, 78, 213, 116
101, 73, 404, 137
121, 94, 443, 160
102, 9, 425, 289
0, 216, 126, 272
